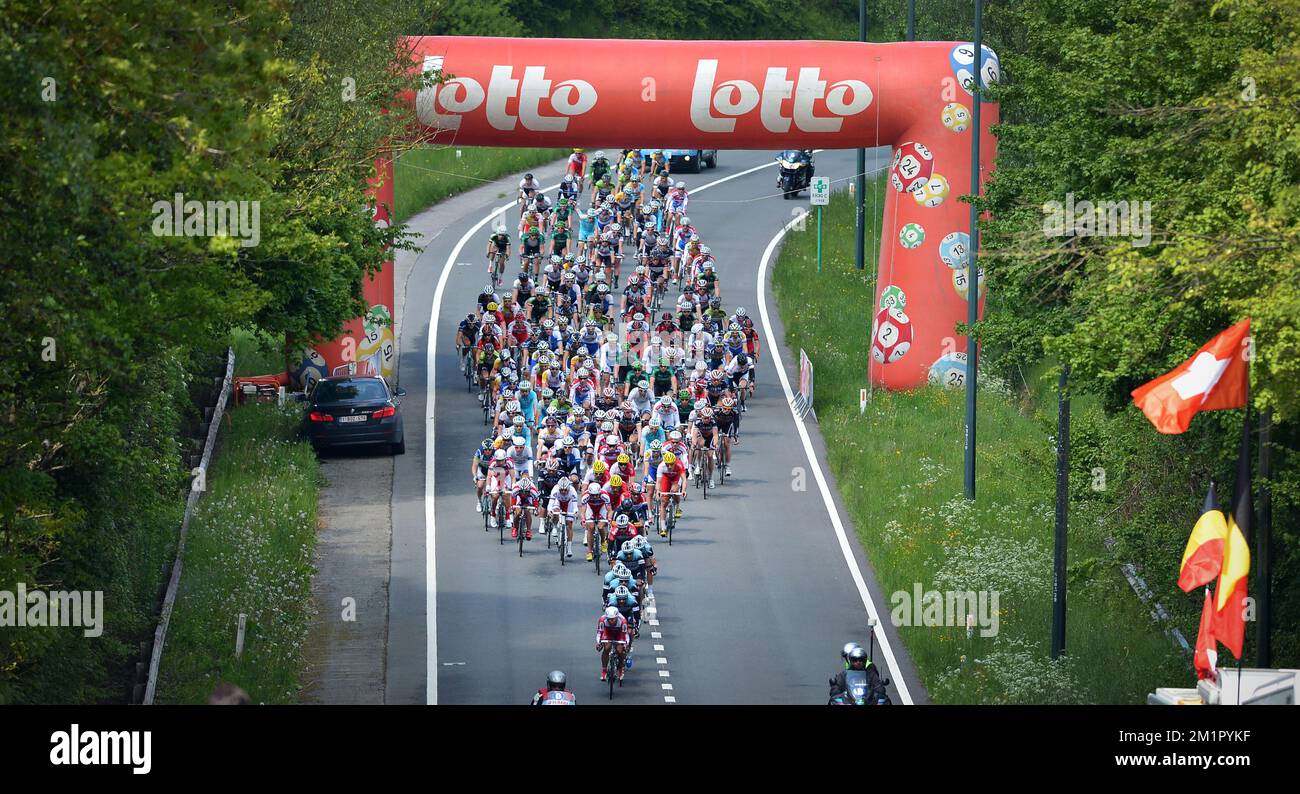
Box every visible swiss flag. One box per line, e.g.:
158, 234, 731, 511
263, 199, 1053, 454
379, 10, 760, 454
1130, 319, 1250, 434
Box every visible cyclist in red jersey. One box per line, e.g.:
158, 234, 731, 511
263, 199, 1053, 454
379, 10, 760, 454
596, 606, 631, 681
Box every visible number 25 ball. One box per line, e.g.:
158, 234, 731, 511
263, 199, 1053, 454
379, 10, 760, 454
890, 142, 934, 193
871, 307, 913, 364
913, 174, 950, 208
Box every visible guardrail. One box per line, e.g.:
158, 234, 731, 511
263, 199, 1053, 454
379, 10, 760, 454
792, 348, 816, 421
136, 347, 235, 704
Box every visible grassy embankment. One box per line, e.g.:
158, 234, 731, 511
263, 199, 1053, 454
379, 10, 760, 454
393, 145, 569, 223
771, 182, 1185, 703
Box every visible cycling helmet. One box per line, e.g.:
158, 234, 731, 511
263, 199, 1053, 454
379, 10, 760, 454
679, 216, 690, 226
483, 284, 495, 294
662, 452, 677, 464
593, 461, 607, 474
617, 453, 630, 464
694, 399, 708, 411
604, 606, 620, 624
487, 302, 499, 311
551, 255, 562, 265
547, 670, 567, 691
494, 449, 507, 461
587, 482, 601, 495
621, 540, 635, 553
520, 381, 532, 391
614, 585, 631, 600
735, 307, 748, 317
649, 439, 663, 449
609, 475, 624, 488
669, 430, 683, 441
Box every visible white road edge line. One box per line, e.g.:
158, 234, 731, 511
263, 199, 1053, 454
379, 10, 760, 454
426, 155, 791, 705
755, 212, 916, 706
426, 182, 558, 704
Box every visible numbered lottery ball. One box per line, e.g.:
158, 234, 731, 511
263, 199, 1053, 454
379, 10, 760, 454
913, 174, 950, 208
941, 102, 971, 133
878, 284, 907, 311
939, 232, 971, 270
296, 348, 327, 391
950, 44, 1000, 95
928, 351, 969, 388
952, 265, 986, 300
890, 142, 935, 193
871, 307, 913, 364
899, 222, 926, 249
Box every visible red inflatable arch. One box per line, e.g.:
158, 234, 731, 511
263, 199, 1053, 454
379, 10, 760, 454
306, 36, 998, 391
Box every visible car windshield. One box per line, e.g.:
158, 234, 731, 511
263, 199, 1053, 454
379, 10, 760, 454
313, 379, 388, 403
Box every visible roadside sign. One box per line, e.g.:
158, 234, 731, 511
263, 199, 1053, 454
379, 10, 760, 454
860, 388, 868, 413
811, 176, 831, 206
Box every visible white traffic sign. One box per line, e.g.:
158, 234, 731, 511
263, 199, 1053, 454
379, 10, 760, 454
811, 176, 831, 206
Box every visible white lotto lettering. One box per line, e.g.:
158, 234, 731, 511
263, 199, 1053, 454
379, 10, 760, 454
417, 57, 597, 133
691, 60, 874, 134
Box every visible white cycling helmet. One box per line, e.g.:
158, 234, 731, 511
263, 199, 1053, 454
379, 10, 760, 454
588, 482, 601, 495
604, 606, 620, 623
621, 540, 634, 552
675, 181, 685, 189
494, 449, 507, 461
679, 216, 690, 226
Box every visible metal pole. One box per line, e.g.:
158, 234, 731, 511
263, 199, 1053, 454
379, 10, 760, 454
1052, 365, 1070, 658
855, 0, 866, 271
964, 0, 983, 501
907, 0, 916, 40
1257, 406, 1273, 667
817, 206, 823, 272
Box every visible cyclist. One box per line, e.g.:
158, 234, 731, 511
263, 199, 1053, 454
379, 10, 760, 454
547, 473, 579, 558
689, 402, 719, 479
485, 448, 515, 529
566, 148, 588, 189
655, 450, 687, 535
510, 472, 539, 541
558, 173, 580, 206
589, 151, 611, 186
596, 606, 631, 682
531, 670, 577, 706
519, 227, 544, 277
607, 584, 640, 636
715, 396, 739, 477
518, 172, 541, 213
485, 225, 511, 285
470, 438, 493, 512
633, 534, 657, 597
581, 481, 612, 561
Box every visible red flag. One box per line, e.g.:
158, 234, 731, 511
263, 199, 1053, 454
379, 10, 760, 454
1193, 588, 1217, 680
1131, 319, 1250, 434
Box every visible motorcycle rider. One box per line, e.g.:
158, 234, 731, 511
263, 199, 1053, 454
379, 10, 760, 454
531, 670, 577, 705
828, 646, 887, 704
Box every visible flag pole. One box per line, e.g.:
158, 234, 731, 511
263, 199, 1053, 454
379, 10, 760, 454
1051, 365, 1069, 658
1257, 406, 1272, 667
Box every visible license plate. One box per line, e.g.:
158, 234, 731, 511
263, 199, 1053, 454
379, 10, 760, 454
338, 414, 366, 423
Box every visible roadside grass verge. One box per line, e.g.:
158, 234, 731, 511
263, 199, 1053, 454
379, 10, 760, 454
771, 185, 1185, 703
155, 403, 320, 704
393, 145, 568, 223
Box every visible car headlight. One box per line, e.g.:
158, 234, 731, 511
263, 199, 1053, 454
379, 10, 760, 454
684, 155, 691, 160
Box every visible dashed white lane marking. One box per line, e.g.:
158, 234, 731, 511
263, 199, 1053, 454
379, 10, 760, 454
656, 657, 668, 665
651, 632, 662, 639
658, 670, 671, 678
664, 696, 677, 703
661, 683, 674, 691
755, 208, 916, 706
654, 644, 665, 652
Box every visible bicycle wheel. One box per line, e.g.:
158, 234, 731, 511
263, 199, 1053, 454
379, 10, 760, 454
667, 500, 676, 545
593, 528, 602, 575
607, 654, 617, 700
559, 519, 566, 566
498, 502, 506, 545
482, 493, 491, 532
517, 513, 525, 557
701, 453, 709, 500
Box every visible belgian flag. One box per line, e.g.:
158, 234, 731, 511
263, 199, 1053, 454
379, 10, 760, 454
1213, 411, 1253, 659
1177, 484, 1229, 592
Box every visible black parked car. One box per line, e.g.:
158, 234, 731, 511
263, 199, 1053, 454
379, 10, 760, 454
303, 375, 406, 455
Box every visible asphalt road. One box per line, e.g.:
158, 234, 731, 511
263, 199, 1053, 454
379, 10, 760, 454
388, 149, 926, 705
